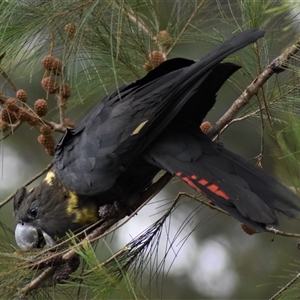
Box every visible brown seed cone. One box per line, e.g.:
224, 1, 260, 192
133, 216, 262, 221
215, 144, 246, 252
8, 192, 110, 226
60, 83, 71, 99
1, 108, 17, 124
52, 58, 62, 75
38, 134, 56, 155
144, 50, 166, 72
1, 108, 9, 123
27, 113, 40, 126
41, 77, 57, 94
45, 147, 55, 156
0, 120, 8, 132
64, 118, 75, 128
34, 99, 48, 117
149, 50, 166, 67
156, 30, 172, 49
5, 98, 19, 112
64, 23, 76, 39
200, 121, 212, 134
16, 108, 30, 122
53, 256, 80, 283
16, 89, 28, 102
42, 55, 55, 71
40, 124, 52, 135
241, 223, 258, 235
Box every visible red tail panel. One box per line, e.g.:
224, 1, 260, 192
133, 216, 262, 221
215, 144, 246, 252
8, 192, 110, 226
175, 171, 230, 201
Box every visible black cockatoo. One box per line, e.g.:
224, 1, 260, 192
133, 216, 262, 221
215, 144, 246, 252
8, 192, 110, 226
14, 29, 300, 251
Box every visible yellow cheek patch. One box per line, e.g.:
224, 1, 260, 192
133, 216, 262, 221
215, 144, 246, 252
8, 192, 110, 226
44, 171, 56, 186
66, 191, 98, 225
131, 120, 148, 135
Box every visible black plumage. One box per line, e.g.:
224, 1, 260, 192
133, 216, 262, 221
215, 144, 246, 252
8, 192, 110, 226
14, 29, 300, 251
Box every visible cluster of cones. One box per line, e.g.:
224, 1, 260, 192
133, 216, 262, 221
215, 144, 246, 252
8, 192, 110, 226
0, 23, 78, 156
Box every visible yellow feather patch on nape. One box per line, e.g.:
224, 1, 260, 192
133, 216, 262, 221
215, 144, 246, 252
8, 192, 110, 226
43, 171, 56, 186
66, 191, 98, 225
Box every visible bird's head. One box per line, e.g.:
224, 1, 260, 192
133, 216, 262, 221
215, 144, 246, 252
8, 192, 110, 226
14, 171, 99, 251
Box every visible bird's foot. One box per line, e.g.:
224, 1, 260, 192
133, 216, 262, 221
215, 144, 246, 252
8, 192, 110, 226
98, 201, 123, 220
98, 197, 138, 220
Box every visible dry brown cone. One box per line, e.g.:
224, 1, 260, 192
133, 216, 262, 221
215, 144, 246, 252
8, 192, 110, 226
27, 113, 40, 126
156, 30, 172, 50
16, 89, 28, 102
38, 134, 56, 156
41, 77, 57, 94
16, 108, 30, 122
34, 99, 48, 117
52, 58, 62, 75
0, 120, 8, 132
5, 98, 19, 112
64, 23, 76, 39
143, 50, 166, 72
200, 121, 212, 134
53, 256, 80, 283
241, 223, 259, 235
60, 83, 71, 99
1, 108, 17, 124
42, 55, 55, 71
40, 124, 52, 136
45, 147, 55, 156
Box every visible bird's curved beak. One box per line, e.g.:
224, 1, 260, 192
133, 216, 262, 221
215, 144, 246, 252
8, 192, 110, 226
15, 222, 56, 251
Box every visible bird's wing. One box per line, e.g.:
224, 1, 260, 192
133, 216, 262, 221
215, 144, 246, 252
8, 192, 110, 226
54, 29, 265, 196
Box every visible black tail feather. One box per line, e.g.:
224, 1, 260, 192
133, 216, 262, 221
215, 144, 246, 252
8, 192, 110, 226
145, 128, 300, 231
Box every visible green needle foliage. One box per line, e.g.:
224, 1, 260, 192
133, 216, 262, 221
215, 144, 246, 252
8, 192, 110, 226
1, 0, 300, 299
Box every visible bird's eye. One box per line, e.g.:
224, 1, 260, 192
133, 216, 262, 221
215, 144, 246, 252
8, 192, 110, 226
29, 208, 38, 218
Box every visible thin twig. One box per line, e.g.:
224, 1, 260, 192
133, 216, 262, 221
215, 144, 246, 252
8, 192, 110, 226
50, 31, 55, 56
56, 91, 66, 125
269, 272, 300, 300
177, 193, 300, 238
0, 121, 22, 141
265, 227, 300, 238
0, 162, 53, 209
0, 69, 18, 92
19, 267, 55, 296
40, 118, 67, 133
81, 247, 130, 277
179, 192, 230, 215
122, 5, 154, 39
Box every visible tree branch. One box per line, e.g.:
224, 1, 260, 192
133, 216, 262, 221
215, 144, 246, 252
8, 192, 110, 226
207, 36, 300, 139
